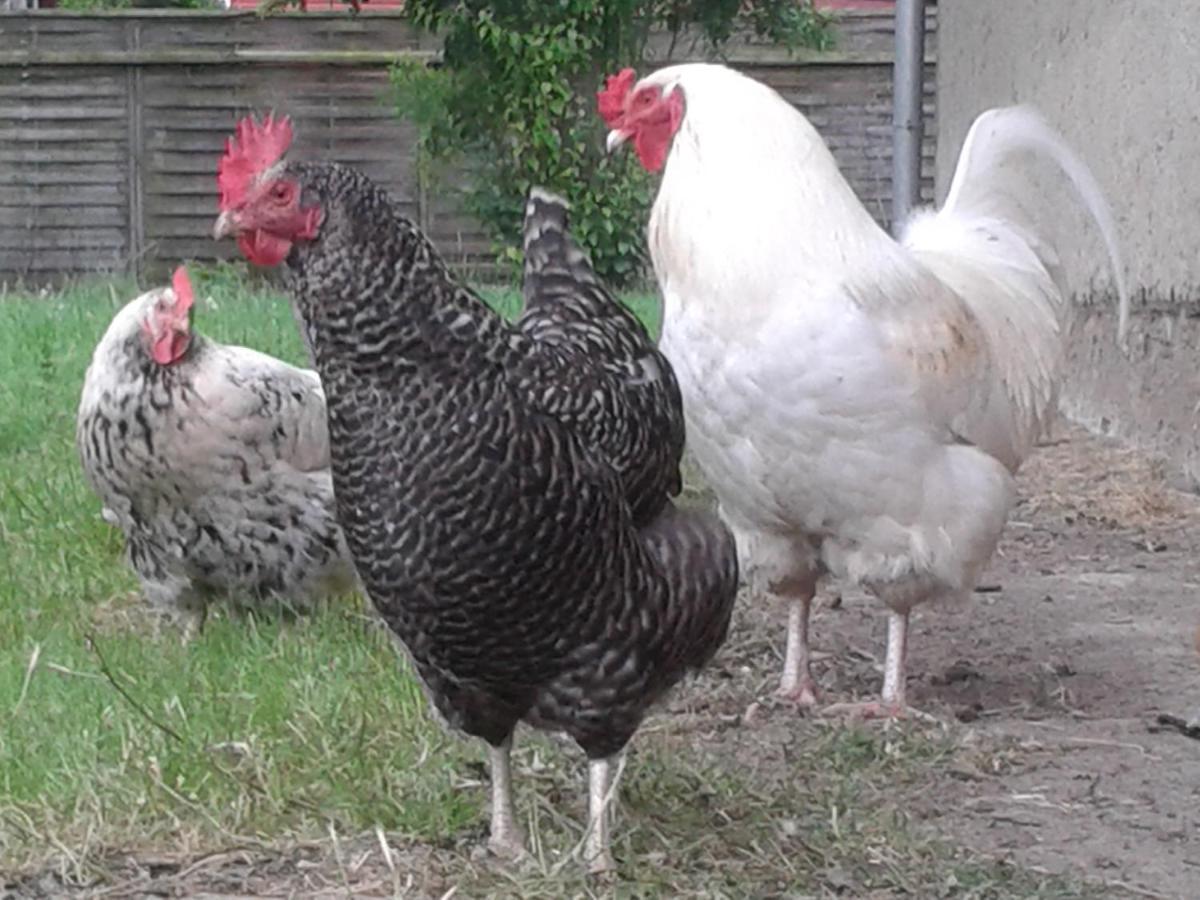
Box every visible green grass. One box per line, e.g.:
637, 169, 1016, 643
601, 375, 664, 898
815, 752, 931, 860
0, 268, 1103, 897
0, 268, 484, 871
0, 265, 663, 879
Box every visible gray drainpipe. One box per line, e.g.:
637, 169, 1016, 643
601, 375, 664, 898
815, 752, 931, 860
891, 0, 926, 236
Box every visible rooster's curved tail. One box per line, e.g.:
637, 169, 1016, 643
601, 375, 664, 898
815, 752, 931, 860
936, 106, 1129, 341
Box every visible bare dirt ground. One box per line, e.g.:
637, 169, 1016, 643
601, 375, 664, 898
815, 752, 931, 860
905, 422, 1200, 900
687, 419, 1200, 900
815, 420, 1200, 899
5, 420, 1198, 899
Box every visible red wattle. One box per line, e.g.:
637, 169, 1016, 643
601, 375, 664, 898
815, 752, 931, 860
239, 229, 293, 267
151, 331, 190, 365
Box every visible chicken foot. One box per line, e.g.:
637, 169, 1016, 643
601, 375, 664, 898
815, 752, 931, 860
823, 610, 935, 721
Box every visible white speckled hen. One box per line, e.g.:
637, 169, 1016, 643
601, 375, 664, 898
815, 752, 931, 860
211, 115, 738, 872
76, 267, 356, 636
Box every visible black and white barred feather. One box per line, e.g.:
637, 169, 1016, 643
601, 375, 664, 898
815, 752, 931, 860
276, 162, 737, 760
518, 187, 686, 523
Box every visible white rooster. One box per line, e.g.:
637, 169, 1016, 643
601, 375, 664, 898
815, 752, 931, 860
77, 266, 356, 636
599, 63, 1128, 716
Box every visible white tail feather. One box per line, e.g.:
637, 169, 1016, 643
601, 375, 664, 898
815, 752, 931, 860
942, 106, 1129, 342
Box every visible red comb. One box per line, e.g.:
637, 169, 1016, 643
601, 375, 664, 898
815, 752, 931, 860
597, 68, 637, 128
217, 113, 294, 210
171, 265, 195, 314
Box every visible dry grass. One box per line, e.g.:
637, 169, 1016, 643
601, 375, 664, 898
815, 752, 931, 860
1021, 423, 1187, 530
4, 720, 1114, 898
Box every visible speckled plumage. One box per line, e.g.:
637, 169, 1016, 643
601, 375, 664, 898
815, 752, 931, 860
76, 285, 356, 631
518, 187, 686, 525
269, 162, 738, 762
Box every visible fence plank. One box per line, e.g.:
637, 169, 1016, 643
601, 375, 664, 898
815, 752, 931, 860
126, 17, 146, 275
0, 8, 936, 286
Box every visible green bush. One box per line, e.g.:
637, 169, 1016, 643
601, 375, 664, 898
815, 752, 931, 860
394, 1, 832, 287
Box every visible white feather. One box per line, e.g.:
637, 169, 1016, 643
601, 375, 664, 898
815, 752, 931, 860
639, 63, 1125, 608
901, 105, 1131, 468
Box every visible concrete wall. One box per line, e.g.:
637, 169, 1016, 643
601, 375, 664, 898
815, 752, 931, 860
937, 0, 1200, 488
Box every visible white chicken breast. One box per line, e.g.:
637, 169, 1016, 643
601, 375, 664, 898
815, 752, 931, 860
600, 63, 1128, 716
77, 267, 356, 635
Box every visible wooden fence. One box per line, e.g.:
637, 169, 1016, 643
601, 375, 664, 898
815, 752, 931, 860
0, 8, 936, 285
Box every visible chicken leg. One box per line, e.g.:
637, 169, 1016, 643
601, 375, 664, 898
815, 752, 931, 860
777, 588, 820, 707
584, 756, 619, 875
823, 610, 933, 720
487, 736, 526, 860
880, 608, 908, 709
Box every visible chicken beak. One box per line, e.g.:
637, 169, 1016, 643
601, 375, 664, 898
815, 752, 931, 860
212, 210, 239, 241
605, 129, 632, 155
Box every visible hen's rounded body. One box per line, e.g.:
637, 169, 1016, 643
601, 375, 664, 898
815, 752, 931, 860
77, 289, 355, 627
279, 163, 737, 759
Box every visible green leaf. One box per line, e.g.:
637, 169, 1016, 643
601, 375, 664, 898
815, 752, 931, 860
394, 0, 831, 287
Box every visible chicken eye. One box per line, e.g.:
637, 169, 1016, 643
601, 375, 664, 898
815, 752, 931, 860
271, 183, 290, 200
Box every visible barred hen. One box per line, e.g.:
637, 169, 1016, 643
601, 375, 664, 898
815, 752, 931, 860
76, 267, 356, 636
211, 115, 738, 872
